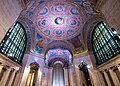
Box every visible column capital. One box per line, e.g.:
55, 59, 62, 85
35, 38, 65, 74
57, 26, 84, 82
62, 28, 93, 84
109, 67, 120, 85
104, 69, 109, 72
116, 64, 120, 67
108, 68, 112, 71
100, 70, 104, 73
117, 66, 120, 72
108, 67, 116, 71
9, 67, 19, 71
0, 64, 7, 68
103, 70, 112, 86
8, 69, 18, 86
0, 66, 12, 86
0, 64, 5, 66
103, 70, 106, 73
0, 64, 4, 74
13, 69, 18, 73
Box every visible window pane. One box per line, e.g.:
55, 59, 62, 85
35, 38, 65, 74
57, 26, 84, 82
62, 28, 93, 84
0, 22, 27, 64
92, 22, 120, 65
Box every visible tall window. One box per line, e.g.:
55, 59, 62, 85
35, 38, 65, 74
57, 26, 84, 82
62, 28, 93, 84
92, 21, 120, 65
0, 22, 27, 64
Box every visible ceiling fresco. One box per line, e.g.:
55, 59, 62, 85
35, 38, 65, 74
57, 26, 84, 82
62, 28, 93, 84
33, 33, 50, 54
19, 0, 96, 56
35, 1, 84, 40
67, 33, 87, 56
45, 48, 72, 66
21, 0, 89, 40
73, 0, 94, 16
46, 48, 71, 59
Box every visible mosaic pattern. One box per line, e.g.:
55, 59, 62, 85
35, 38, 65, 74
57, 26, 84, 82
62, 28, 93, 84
45, 48, 72, 66
35, 1, 82, 40
21, 0, 94, 41
20, 0, 88, 55
68, 34, 86, 55
74, 0, 94, 16
46, 48, 71, 58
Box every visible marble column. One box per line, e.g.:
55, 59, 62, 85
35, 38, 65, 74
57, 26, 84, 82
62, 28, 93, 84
64, 68, 69, 86
103, 71, 112, 86
44, 68, 48, 86
35, 68, 42, 86
98, 71, 106, 86
69, 67, 73, 86
79, 69, 87, 86
68, 66, 76, 86
52, 63, 65, 86
41, 68, 48, 86
30, 72, 35, 86
8, 69, 17, 86
109, 69, 120, 86
0, 68, 12, 86
74, 65, 82, 86
88, 69, 95, 86
26, 73, 32, 86
47, 68, 52, 86
117, 66, 120, 72
0, 65, 3, 73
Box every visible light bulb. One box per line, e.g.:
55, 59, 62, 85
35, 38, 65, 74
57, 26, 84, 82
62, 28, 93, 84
87, 65, 90, 68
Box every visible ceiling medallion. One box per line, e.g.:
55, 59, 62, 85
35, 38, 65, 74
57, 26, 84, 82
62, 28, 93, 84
55, 17, 64, 25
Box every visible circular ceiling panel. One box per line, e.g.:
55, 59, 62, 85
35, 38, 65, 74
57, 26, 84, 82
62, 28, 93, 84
35, 1, 83, 40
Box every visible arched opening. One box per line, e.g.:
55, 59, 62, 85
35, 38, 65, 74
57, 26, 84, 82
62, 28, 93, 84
45, 48, 72, 86
52, 61, 65, 86
92, 21, 120, 65
0, 22, 27, 64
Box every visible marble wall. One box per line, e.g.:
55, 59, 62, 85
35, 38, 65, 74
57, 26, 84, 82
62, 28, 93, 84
97, 0, 120, 33
0, 0, 23, 42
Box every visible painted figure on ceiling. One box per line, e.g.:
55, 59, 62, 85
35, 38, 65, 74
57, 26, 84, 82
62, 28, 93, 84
36, 38, 46, 48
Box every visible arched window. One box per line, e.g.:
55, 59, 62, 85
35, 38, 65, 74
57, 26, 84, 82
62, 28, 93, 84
0, 22, 27, 64
92, 21, 120, 65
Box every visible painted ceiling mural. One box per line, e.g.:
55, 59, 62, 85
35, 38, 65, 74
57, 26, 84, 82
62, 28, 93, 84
33, 33, 50, 54
46, 48, 71, 59
19, 0, 96, 55
35, 1, 84, 40
45, 48, 72, 66
67, 33, 87, 56
74, 0, 95, 16
21, 0, 90, 40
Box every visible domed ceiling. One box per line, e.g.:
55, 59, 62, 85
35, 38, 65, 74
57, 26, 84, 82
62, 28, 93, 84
20, 0, 95, 56
35, 1, 83, 40
20, 0, 89, 40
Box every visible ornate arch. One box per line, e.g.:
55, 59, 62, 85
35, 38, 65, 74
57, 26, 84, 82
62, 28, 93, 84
43, 40, 75, 56
17, 17, 36, 54
83, 14, 106, 53
82, 14, 107, 67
